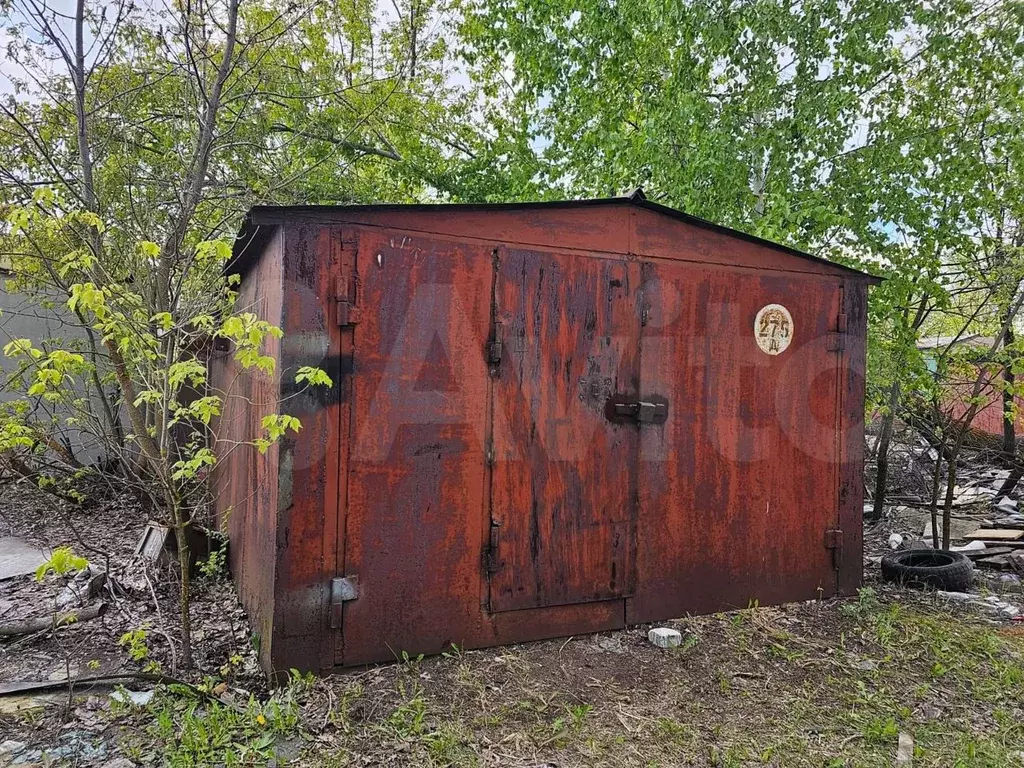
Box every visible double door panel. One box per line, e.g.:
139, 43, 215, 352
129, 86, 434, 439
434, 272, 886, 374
489, 252, 844, 616
337, 232, 844, 663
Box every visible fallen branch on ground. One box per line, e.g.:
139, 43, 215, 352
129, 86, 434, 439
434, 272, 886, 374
0, 671, 246, 713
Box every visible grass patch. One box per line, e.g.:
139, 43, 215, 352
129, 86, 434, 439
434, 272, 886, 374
116, 673, 313, 767
112, 589, 1024, 766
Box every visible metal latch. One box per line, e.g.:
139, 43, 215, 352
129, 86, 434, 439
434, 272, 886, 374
825, 529, 843, 570
607, 396, 669, 425
483, 521, 502, 574
487, 321, 503, 366
330, 575, 359, 628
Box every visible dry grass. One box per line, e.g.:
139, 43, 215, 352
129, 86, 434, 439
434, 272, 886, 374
5, 585, 1020, 766
19, 584, 1012, 766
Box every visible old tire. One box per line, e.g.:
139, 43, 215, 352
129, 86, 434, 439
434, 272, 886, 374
880, 549, 974, 592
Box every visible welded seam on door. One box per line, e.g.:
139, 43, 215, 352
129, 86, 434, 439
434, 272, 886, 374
482, 245, 502, 613
834, 284, 846, 595
336, 230, 359, 665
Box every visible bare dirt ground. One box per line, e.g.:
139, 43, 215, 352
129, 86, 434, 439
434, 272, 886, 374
0, 483, 256, 687
289, 587, 1024, 768
1, 453, 1023, 767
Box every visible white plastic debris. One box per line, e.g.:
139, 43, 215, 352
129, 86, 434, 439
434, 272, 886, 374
110, 689, 154, 707
888, 533, 904, 550
950, 541, 987, 553
995, 496, 1018, 513
979, 595, 1022, 618
647, 627, 683, 648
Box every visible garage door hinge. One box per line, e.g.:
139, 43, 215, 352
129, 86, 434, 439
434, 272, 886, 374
825, 529, 843, 570
329, 575, 359, 628
335, 274, 361, 327
827, 313, 848, 352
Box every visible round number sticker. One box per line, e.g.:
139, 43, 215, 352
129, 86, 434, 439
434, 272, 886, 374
754, 304, 793, 355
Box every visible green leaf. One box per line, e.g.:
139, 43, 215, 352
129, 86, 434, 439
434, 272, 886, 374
295, 366, 332, 387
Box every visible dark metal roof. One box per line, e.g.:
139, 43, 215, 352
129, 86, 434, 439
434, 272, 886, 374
230, 189, 881, 282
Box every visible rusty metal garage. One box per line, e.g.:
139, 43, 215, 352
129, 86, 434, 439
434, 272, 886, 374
210, 190, 878, 674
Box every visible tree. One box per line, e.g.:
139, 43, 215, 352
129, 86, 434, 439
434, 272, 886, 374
0, 0, 486, 669
856, 0, 1024, 528
459, 0, 1024, 528
459, 0, 925, 239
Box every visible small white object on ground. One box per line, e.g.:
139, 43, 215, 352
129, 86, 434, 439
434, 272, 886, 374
950, 541, 986, 553
648, 627, 682, 648
110, 689, 154, 707
888, 533, 904, 550
896, 731, 914, 766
